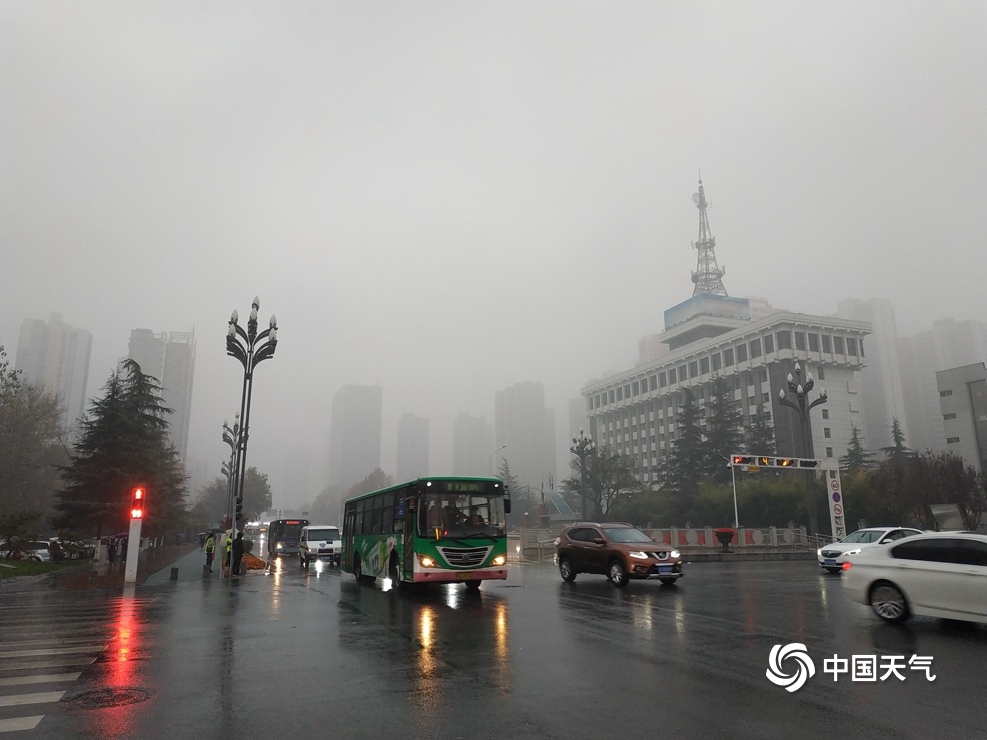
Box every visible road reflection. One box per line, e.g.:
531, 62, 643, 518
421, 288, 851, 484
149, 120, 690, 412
337, 580, 512, 712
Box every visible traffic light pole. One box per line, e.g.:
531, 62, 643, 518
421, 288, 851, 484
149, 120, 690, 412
730, 461, 739, 529
124, 516, 142, 584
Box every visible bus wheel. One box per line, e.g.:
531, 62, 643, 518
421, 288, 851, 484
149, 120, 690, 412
465, 580, 481, 592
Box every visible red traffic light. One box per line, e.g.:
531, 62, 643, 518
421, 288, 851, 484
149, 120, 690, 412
131, 487, 145, 519
731, 455, 753, 465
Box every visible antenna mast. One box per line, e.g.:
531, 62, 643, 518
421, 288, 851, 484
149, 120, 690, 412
690, 177, 727, 296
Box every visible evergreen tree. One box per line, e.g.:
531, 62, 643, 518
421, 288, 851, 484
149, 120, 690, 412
659, 388, 705, 520
839, 425, 876, 473
745, 404, 776, 457
53, 360, 187, 537
880, 417, 912, 461
498, 458, 534, 527
703, 376, 745, 484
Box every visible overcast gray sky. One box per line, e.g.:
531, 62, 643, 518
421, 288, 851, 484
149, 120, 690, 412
2, 2, 985, 509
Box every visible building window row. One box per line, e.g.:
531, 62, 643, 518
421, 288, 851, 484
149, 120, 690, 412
589, 329, 860, 410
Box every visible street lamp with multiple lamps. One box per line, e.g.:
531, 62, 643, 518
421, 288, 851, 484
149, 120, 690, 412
221, 417, 240, 526
570, 429, 596, 520
226, 297, 278, 538
777, 361, 827, 535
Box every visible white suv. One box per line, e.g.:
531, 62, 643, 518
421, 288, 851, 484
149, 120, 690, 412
299, 525, 341, 568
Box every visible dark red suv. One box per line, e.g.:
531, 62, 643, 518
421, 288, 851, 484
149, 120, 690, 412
555, 522, 684, 588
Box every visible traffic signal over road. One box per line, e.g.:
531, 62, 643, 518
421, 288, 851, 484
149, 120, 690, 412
131, 486, 145, 519
729, 455, 823, 469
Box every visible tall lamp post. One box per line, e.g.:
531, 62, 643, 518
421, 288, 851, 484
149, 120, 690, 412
778, 361, 827, 535
489, 444, 508, 476
221, 417, 240, 528
226, 297, 278, 537
570, 429, 595, 520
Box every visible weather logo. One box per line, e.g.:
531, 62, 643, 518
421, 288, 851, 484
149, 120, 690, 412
766, 643, 816, 692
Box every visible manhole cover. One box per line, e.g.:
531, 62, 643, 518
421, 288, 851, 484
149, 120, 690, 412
62, 688, 152, 709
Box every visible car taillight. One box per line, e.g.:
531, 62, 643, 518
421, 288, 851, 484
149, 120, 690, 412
842, 562, 852, 571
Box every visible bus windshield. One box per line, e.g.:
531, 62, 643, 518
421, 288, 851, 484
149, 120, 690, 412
417, 492, 506, 539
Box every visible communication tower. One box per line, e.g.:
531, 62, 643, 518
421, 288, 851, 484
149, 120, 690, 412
690, 178, 728, 296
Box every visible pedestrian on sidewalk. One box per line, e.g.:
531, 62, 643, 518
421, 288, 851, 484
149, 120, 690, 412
231, 532, 244, 577
108, 538, 118, 565
204, 532, 216, 572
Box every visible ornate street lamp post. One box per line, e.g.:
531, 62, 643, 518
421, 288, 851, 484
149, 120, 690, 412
221, 417, 240, 528
226, 297, 278, 540
570, 429, 596, 520
778, 361, 827, 535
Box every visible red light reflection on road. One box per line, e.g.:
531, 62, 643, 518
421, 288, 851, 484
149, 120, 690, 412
91, 588, 145, 738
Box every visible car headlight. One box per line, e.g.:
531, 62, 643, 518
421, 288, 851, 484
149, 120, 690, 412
670, 550, 681, 559
492, 555, 506, 566
844, 548, 861, 556
816, 549, 822, 557
629, 551, 648, 559
418, 554, 437, 568
276, 543, 282, 550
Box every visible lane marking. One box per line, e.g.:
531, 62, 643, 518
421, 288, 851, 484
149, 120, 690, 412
0, 673, 81, 687
0, 716, 44, 732
0, 646, 105, 659
0, 691, 66, 708
0, 657, 97, 671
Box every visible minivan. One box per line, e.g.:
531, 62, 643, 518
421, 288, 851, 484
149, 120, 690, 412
298, 525, 342, 568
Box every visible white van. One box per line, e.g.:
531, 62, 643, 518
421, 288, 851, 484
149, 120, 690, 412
298, 525, 341, 568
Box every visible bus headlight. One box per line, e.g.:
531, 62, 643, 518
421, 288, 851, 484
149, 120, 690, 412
418, 555, 437, 568
492, 555, 506, 566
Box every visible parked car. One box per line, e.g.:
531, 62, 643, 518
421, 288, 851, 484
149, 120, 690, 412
298, 525, 342, 568
817, 527, 924, 573
555, 522, 684, 588
842, 531, 987, 624
18, 541, 54, 562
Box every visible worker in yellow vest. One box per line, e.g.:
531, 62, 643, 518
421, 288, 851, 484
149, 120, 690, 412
204, 533, 216, 572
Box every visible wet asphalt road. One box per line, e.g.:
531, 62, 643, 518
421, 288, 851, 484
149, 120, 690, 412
2, 555, 986, 739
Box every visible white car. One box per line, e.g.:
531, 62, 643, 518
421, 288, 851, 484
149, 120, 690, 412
817, 527, 923, 573
298, 525, 341, 568
842, 531, 987, 624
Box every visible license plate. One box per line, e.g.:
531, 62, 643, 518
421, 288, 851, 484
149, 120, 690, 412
824, 559, 836, 565
457, 571, 476, 580
658, 566, 673, 574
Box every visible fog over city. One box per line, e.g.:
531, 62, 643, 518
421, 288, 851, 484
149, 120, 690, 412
2, 3, 985, 510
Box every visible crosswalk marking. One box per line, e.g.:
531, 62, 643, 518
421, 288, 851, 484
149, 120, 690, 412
0, 657, 96, 671
0, 645, 105, 659
0, 673, 81, 687
0, 692, 65, 708
0, 716, 43, 732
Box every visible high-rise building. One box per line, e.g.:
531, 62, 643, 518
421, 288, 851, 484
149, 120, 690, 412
836, 297, 908, 451
936, 363, 987, 473
127, 328, 196, 462
494, 381, 556, 491
452, 413, 494, 476
396, 412, 429, 481
900, 318, 987, 455
327, 384, 383, 493
15, 313, 92, 434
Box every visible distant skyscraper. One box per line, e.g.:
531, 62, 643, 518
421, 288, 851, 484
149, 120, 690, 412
396, 413, 429, 481
328, 384, 383, 492
452, 413, 494, 476
836, 297, 908, 451
900, 318, 987, 455
15, 313, 92, 434
494, 381, 556, 491
127, 328, 196, 462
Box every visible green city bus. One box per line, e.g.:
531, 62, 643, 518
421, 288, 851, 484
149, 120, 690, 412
341, 476, 511, 590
